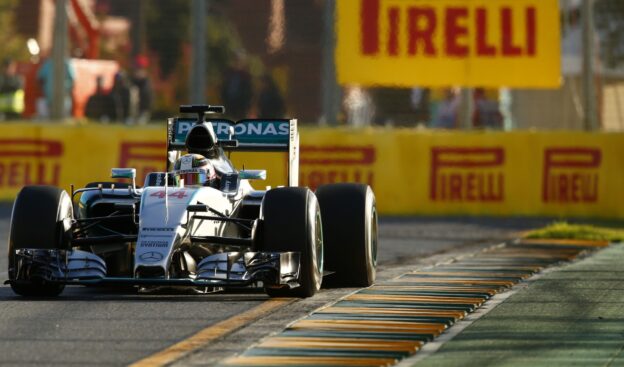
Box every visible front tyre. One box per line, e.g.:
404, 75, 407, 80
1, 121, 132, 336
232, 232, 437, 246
316, 184, 377, 287
8, 186, 73, 297
261, 187, 323, 298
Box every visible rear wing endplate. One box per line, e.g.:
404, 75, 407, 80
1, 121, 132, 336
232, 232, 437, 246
167, 118, 299, 187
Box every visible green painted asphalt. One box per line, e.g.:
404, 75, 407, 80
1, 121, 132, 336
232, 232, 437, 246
414, 243, 624, 367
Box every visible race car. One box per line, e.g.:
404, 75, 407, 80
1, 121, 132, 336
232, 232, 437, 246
6, 104, 377, 298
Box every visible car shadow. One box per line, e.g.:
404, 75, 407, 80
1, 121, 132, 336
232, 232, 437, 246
0, 284, 271, 302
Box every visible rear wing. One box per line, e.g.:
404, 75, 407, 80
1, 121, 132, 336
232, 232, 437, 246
167, 118, 299, 187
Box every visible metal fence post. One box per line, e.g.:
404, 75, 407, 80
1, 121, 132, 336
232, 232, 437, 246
51, 0, 69, 120
321, 0, 341, 125
582, 0, 598, 130
460, 88, 473, 129
190, 0, 207, 104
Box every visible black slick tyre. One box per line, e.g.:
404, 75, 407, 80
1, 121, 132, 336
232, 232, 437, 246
8, 186, 73, 297
316, 183, 377, 287
261, 187, 323, 298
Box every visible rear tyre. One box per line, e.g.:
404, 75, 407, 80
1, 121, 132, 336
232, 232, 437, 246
261, 187, 323, 298
316, 183, 377, 287
8, 186, 73, 297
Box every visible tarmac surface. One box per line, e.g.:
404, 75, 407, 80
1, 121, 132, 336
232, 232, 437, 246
0, 199, 554, 366
411, 243, 624, 367
2, 200, 619, 366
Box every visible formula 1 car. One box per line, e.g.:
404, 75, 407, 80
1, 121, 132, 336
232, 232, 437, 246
6, 105, 377, 298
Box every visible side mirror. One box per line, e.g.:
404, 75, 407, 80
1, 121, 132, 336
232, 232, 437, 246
111, 168, 136, 179
111, 168, 137, 191
239, 170, 266, 181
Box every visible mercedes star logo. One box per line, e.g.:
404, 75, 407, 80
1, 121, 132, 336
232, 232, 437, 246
139, 251, 164, 262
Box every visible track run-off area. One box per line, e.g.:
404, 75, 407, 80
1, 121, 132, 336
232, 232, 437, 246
0, 202, 564, 366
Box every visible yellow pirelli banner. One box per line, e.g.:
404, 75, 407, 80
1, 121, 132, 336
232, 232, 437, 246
0, 124, 622, 218
337, 0, 561, 88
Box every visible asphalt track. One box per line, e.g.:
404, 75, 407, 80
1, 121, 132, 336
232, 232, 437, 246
0, 202, 554, 366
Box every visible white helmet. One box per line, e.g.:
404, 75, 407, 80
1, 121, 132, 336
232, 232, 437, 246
173, 153, 217, 187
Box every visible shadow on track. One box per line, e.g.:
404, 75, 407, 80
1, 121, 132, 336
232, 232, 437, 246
0, 285, 270, 303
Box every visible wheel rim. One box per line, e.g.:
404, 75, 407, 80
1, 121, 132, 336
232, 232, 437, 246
58, 192, 74, 249
370, 206, 378, 266
315, 209, 324, 275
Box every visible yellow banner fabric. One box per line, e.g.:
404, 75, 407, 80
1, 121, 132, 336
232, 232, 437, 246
0, 124, 622, 218
337, 0, 561, 88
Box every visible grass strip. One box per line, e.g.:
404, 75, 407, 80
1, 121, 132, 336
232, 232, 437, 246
525, 221, 624, 242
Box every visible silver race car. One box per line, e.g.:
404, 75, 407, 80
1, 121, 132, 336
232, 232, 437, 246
6, 105, 377, 298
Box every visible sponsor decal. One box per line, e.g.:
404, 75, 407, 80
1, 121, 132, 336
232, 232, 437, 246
175, 119, 290, 144
119, 142, 166, 184
337, 0, 560, 87
430, 147, 505, 202
359, 0, 537, 59
542, 148, 601, 203
221, 173, 238, 192
149, 190, 188, 199
139, 251, 164, 262
142, 227, 175, 232
0, 139, 63, 188
219, 121, 289, 140
138, 240, 169, 248
140, 228, 176, 239
299, 145, 375, 191
145, 172, 170, 187
179, 155, 194, 170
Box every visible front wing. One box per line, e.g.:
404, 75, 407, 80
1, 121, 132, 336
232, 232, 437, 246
6, 249, 301, 289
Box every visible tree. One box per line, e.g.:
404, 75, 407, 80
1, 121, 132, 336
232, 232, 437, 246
145, 0, 190, 78
0, 0, 28, 61
595, 0, 624, 70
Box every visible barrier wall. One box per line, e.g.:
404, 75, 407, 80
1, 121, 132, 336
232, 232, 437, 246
0, 124, 623, 218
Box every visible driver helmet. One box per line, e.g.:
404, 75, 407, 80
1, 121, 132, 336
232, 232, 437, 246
173, 153, 217, 187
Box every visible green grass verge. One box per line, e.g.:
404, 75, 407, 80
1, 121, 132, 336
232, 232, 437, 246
526, 221, 624, 242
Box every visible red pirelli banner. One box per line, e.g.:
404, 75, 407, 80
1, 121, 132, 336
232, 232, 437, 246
337, 0, 561, 88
